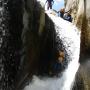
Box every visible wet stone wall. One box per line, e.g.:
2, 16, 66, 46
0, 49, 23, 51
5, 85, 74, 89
0, 0, 23, 90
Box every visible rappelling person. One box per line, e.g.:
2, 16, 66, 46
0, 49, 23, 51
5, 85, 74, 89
63, 8, 73, 22
63, 12, 73, 22
46, 0, 54, 10
58, 8, 65, 18
49, 49, 65, 76
54, 49, 65, 76
58, 8, 73, 22
58, 49, 65, 63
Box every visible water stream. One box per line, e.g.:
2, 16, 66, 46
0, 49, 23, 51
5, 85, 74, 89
24, 10, 80, 90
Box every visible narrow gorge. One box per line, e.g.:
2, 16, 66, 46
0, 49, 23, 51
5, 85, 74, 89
0, 0, 90, 90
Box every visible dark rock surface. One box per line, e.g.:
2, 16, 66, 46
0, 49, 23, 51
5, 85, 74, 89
73, 60, 90, 90
0, 0, 23, 90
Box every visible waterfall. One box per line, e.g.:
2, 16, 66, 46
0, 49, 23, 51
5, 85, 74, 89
23, 10, 80, 90
48, 13, 80, 90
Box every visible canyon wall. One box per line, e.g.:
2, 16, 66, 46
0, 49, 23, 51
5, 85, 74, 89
65, 1, 90, 89
65, 0, 90, 61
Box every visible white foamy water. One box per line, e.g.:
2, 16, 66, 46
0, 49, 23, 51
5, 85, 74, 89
23, 13, 80, 90
47, 13, 80, 90
23, 1, 80, 90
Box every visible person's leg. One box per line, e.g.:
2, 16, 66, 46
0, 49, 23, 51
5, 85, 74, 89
47, 2, 49, 10
49, 2, 52, 9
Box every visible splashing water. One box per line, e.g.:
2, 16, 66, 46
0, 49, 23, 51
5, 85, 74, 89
48, 13, 80, 90
23, 7, 80, 90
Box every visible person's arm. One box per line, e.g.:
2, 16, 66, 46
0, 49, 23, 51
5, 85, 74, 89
64, 16, 72, 22
52, 0, 54, 4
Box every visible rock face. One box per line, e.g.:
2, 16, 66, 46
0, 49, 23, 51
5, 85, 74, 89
65, 0, 90, 62
65, 0, 90, 90
65, 0, 84, 27
0, 0, 23, 90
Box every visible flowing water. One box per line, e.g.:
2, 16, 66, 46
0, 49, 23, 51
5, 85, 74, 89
0, 0, 81, 89
23, 7, 81, 90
